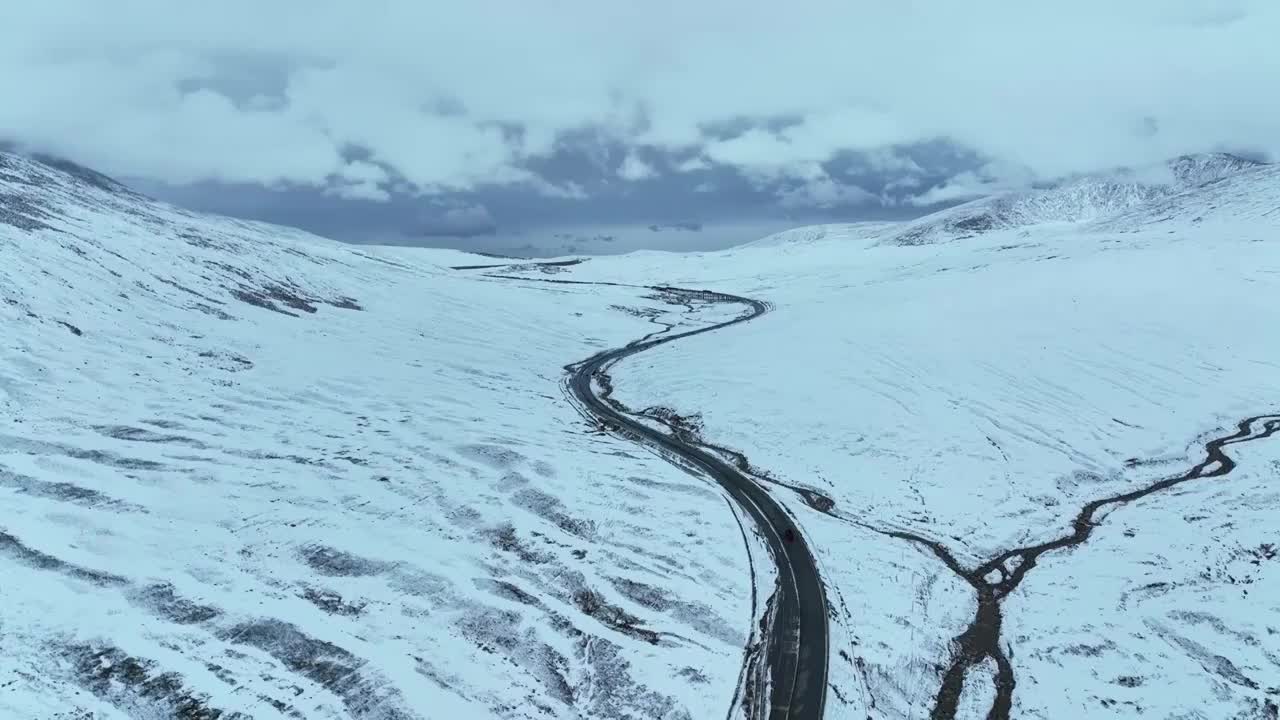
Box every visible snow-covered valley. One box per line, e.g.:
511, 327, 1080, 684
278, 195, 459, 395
1, 153, 758, 719
3, 150, 1279, 719
573, 157, 1280, 718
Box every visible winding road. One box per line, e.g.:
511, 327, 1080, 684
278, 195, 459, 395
562, 285, 829, 720
469, 268, 829, 719
464, 264, 1280, 718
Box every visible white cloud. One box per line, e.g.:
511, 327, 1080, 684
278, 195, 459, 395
618, 153, 657, 181
703, 130, 811, 178
2, 0, 1277, 195
778, 175, 877, 209
701, 108, 916, 184
327, 160, 392, 201
900, 162, 1036, 206
902, 173, 999, 207
677, 156, 710, 172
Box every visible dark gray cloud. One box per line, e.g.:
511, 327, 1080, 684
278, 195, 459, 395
407, 202, 497, 238
124, 139, 951, 252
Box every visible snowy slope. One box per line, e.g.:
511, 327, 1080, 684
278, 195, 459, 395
881, 153, 1266, 247
6, 147, 1279, 720
546, 157, 1280, 718
742, 222, 903, 251
1098, 160, 1280, 235
1166, 152, 1264, 187
0, 152, 758, 720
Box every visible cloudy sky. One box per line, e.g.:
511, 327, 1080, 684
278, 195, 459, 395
3, 1, 1277, 253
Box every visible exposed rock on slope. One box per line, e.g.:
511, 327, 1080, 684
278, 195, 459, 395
883, 153, 1268, 246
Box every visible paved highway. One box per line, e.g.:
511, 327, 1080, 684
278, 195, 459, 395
562, 285, 828, 720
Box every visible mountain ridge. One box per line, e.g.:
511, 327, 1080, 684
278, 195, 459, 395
884, 152, 1269, 246
746, 152, 1272, 250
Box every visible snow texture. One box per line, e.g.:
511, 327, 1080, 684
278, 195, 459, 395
1, 151, 754, 720
4, 148, 1280, 719
561, 154, 1280, 719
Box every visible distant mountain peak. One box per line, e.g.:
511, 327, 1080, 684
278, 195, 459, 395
883, 152, 1272, 247
1166, 152, 1265, 188
0, 148, 137, 197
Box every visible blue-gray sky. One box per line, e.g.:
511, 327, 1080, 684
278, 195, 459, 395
3, 1, 1276, 253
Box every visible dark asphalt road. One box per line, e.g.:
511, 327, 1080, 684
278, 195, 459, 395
472, 266, 1280, 719
563, 286, 828, 720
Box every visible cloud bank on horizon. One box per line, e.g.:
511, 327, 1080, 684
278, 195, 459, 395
3, 0, 1277, 212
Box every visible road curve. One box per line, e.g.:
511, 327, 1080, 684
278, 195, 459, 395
562, 285, 829, 720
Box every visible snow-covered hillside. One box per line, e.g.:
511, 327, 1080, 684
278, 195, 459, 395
761, 154, 1269, 250
5, 147, 1279, 720
550, 155, 1280, 719
1099, 160, 1280, 235
0, 152, 758, 720
743, 222, 901, 251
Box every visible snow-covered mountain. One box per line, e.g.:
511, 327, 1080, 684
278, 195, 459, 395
4, 147, 1280, 720
1100, 159, 1280, 234
1165, 152, 1264, 187
1, 151, 755, 719
751, 153, 1270, 249
527, 160, 1280, 719
741, 222, 902, 251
